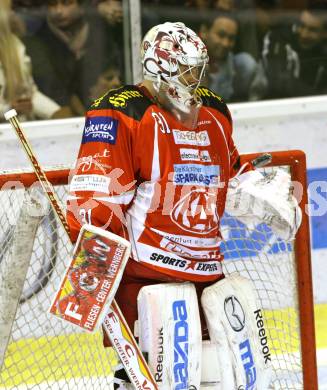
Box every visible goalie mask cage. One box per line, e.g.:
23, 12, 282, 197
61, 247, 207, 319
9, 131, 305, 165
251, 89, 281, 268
0, 150, 317, 390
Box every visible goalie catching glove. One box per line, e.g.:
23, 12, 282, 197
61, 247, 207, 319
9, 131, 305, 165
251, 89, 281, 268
225, 168, 302, 240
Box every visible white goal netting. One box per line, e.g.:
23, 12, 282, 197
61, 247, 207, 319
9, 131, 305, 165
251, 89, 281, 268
0, 156, 315, 390
0, 175, 117, 390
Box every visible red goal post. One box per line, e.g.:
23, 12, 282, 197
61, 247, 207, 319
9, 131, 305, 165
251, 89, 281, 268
240, 150, 317, 389
0, 150, 317, 390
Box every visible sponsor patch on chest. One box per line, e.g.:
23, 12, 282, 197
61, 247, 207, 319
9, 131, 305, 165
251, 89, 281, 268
179, 148, 211, 162
173, 129, 210, 146
69, 174, 110, 193
82, 116, 118, 144
173, 164, 220, 187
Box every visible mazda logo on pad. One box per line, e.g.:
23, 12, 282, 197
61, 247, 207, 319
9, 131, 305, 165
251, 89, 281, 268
224, 295, 245, 332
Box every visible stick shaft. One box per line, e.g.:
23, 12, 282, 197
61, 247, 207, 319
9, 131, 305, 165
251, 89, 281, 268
10, 116, 70, 234
7, 114, 157, 389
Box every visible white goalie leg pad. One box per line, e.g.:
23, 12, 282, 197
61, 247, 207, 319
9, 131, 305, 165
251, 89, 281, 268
200, 340, 221, 389
201, 274, 272, 390
137, 283, 202, 389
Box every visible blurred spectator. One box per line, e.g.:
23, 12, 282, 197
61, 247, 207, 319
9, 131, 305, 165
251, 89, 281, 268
184, 0, 212, 7
262, 3, 327, 98
24, 0, 124, 115
0, 0, 69, 122
94, 0, 123, 26
184, 1, 213, 33
213, 0, 235, 11
9, 7, 27, 36
213, 0, 256, 11
141, 1, 213, 35
89, 66, 121, 101
12, 0, 45, 36
202, 12, 267, 101
13, 0, 43, 5
213, 0, 260, 59
253, 0, 276, 54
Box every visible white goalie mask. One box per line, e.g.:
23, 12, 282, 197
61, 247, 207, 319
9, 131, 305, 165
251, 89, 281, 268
141, 22, 209, 129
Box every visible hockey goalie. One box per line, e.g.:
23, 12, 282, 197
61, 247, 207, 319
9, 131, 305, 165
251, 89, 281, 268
66, 22, 302, 389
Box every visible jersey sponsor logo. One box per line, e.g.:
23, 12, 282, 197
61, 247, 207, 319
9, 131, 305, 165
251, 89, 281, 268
171, 189, 219, 234
172, 129, 210, 146
82, 116, 118, 145
91, 91, 108, 108
160, 237, 220, 260
141, 245, 222, 275
173, 164, 220, 187
179, 149, 211, 162
224, 295, 245, 332
193, 262, 220, 272
196, 87, 222, 102
108, 89, 143, 108
239, 339, 257, 390
78, 149, 111, 172
197, 119, 212, 126
149, 252, 187, 268
173, 300, 189, 390
152, 229, 220, 248
70, 174, 110, 193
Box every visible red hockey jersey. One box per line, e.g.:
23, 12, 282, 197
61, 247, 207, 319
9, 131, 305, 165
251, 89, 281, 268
67, 85, 241, 282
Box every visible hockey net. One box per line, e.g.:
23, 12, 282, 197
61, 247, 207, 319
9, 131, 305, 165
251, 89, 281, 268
0, 150, 317, 390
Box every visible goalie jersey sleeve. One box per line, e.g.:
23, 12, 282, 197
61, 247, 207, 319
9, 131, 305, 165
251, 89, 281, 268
67, 85, 242, 282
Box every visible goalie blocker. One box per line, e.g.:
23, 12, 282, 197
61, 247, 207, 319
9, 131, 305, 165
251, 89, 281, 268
50, 224, 131, 332
136, 275, 272, 389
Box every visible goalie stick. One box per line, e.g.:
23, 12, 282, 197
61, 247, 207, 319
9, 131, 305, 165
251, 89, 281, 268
4, 109, 158, 390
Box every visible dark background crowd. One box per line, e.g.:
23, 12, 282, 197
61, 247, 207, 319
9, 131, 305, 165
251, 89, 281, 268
1, 0, 326, 122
